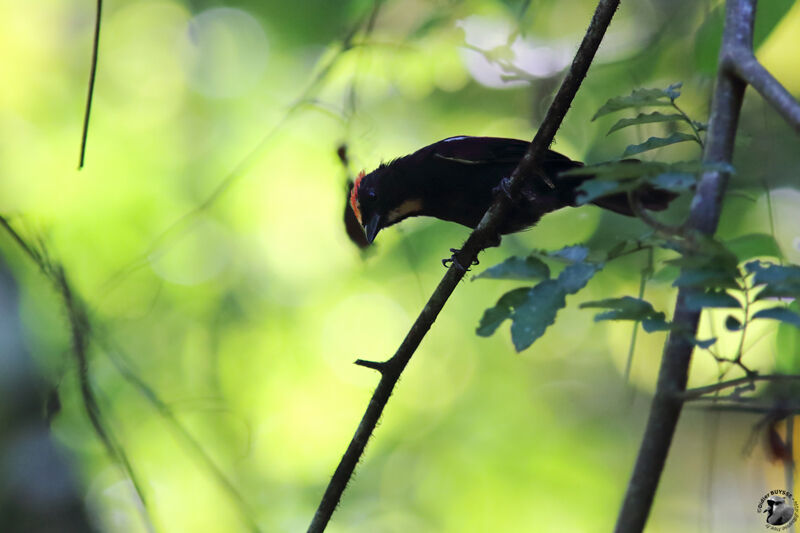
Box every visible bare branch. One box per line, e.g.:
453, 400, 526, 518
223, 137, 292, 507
727, 49, 800, 133
78, 0, 103, 169
308, 1, 622, 531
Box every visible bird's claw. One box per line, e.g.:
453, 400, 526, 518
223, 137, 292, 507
494, 176, 514, 199
442, 248, 479, 271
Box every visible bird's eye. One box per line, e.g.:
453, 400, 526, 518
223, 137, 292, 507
367, 190, 377, 200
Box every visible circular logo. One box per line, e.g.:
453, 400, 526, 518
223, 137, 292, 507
757, 490, 799, 530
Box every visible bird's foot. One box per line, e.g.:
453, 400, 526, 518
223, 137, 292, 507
442, 248, 479, 271
493, 176, 514, 199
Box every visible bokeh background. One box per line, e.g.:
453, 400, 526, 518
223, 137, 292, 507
1, 0, 800, 531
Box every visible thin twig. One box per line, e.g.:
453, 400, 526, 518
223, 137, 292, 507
680, 374, 800, 400
728, 51, 800, 134
307, 1, 622, 531
78, 0, 103, 169
0, 217, 155, 532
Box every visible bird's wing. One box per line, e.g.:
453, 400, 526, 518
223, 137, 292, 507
430, 136, 531, 165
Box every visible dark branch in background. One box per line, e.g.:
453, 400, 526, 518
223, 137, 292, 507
614, 1, 800, 531
78, 0, 102, 169
0, 217, 262, 532
307, 1, 621, 531
0, 216, 155, 532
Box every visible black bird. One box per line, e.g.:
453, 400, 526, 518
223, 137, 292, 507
349, 136, 675, 244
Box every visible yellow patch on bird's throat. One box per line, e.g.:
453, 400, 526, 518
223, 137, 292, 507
386, 199, 423, 224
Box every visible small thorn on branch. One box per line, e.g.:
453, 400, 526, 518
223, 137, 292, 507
354, 359, 388, 373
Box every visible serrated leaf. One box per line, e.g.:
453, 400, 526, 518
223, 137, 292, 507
622, 133, 698, 157
510, 281, 567, 351
725, 315, 743, 331
592, 85, 681, 120
650, 172, 697, 192
580, 296, 662, 321
746, 261, 800, 285
753, 307, 800, 328
642, 317, 674, 332
558, 262, 600, 294
474, 256, 550, 281
607, 112, 686, 135
747, 261, 800, 300
683, 289, 741, 310
476, 288, 530, 337
576, 179, 635, 205
726, 234, 783, 262
549, 245, 589, 263
672, 268, 740, 289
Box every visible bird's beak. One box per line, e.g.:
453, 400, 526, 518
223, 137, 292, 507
365, 213, 381, 244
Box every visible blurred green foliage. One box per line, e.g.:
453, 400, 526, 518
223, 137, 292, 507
1, 0, 800, 531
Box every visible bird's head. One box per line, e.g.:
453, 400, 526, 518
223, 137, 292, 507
349, 164, 424, 244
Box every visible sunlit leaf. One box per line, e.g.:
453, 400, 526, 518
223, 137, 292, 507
473, 256, 550, 281
607, 112, 685, 135
622, 133, 698, 157
726, 234, 783, 262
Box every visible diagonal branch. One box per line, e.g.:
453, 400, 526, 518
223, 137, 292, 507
726, 49, 800, 133
307, 1, 621, 531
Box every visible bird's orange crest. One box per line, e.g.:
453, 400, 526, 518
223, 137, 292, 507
350, 170, 365, 224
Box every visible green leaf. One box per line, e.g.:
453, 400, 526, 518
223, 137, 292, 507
576, 179, 636, 205
580, 296, 664, 321
650, 172, 697, 192
476, 288, 531, 337
672, 268, 740, 289
776, 301, 800, 373
725, 315, 743, 331
548, 245, 589, 263
683, 289, 741, 310
622, 133, 698, 157
642, 317, 673, 332
753, 307, 800, 328
688, 337, 717, 349
746, 261, 800, 300
473, 256, 550, 281
726, 234, 783, 262
557, 262, 600, 294
607, 112, 686, 135
510, 281, 567, 351
746, 261, 800, 285
592, 85, 682, 120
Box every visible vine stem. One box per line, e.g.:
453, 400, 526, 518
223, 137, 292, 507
307, 1, 622, 530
